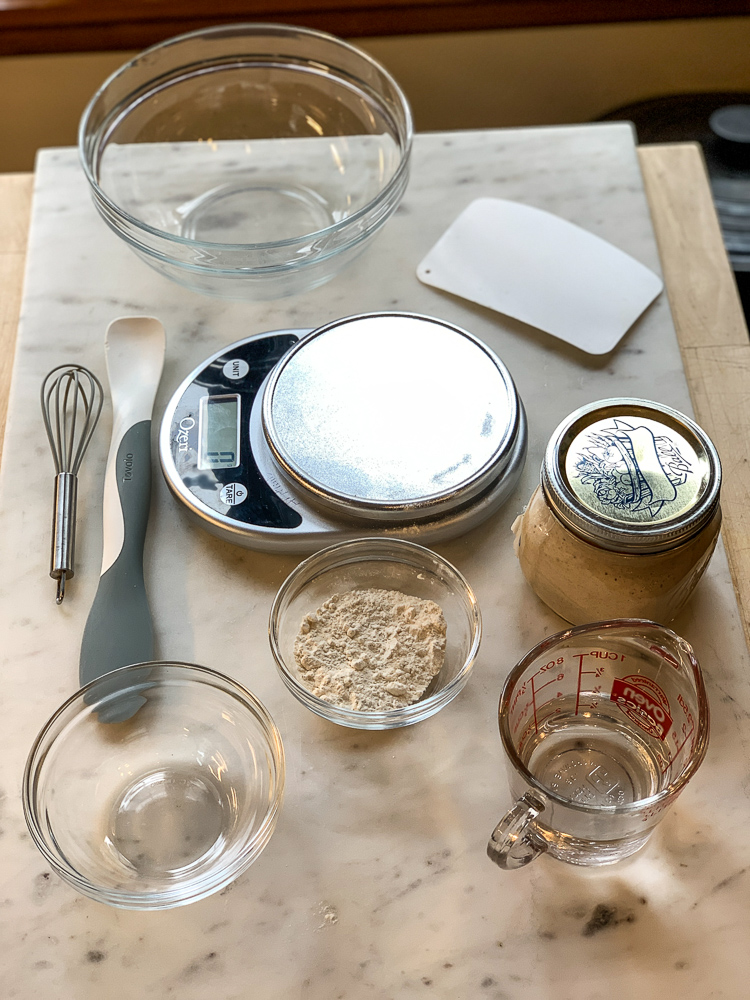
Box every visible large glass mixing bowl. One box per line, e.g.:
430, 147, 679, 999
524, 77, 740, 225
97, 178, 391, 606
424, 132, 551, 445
23, 662, 285, 910
79, 23, 413, 299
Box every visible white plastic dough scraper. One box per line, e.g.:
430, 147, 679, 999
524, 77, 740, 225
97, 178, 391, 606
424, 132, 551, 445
79, 316, 166, 688
417, 198, 664, 355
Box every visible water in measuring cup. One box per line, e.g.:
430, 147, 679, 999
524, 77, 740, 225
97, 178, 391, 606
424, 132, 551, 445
522, 697, 668, 806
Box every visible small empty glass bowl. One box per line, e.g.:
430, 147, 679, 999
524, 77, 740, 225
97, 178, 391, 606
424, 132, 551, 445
23, 662, 285, 910
269, 538, 482, 729
79, 23, 413, 299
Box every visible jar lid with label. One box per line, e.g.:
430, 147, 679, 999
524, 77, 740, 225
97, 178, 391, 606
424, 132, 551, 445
541, 398, 721, 553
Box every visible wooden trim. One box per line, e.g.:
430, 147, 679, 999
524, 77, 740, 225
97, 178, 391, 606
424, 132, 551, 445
0, 174, 33, 471
638, 143, 750, 654
0, 1, 749, 55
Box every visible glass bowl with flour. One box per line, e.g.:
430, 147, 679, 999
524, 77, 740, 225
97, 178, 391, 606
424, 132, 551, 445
269, 538, 482, 729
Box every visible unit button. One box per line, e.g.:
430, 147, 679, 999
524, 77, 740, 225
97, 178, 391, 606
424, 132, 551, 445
222, 358, 249, 381
220, 482, 248, 506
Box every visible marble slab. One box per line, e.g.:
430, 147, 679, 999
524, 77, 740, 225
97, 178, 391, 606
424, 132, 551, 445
2, 124, 750, 999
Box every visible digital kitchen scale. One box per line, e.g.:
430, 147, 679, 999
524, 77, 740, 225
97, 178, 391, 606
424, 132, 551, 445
159, 313, 528, 552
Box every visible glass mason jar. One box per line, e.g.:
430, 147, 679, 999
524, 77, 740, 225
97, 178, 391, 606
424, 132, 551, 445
513, 398, 722, 624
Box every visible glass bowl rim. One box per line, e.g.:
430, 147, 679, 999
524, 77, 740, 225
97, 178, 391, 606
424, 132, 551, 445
78, 21, 414, 254
22, 659, 286, 908
268, 536, 483, 727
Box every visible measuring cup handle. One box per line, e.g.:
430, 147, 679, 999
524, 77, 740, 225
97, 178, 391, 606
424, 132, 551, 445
487, 792, 546, 870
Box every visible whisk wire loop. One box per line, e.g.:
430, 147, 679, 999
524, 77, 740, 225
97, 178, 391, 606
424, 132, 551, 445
42, 365, 104, 475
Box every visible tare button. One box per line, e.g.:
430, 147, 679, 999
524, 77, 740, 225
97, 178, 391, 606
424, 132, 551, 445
220, 482, 248, 506
223, 358, 249, 380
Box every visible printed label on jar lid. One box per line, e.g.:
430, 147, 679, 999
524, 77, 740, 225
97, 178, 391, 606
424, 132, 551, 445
564, 415, 708, 526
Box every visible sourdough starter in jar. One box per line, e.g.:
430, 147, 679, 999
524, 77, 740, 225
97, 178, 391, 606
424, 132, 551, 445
513, 398, 722, 624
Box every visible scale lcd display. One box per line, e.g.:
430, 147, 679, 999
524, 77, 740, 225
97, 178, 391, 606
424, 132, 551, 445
199, 395, 240, 470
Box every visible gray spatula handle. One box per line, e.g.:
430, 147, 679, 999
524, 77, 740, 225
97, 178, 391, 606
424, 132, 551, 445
79, 420, 155, 686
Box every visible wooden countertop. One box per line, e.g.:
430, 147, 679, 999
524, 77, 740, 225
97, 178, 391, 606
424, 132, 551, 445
2, 143, 749, 648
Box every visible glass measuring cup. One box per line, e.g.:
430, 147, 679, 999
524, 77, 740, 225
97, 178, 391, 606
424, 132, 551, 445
487, 620, 709, 869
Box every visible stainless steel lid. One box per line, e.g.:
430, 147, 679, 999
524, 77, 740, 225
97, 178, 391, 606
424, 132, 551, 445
262, 312, 522, 522
542, 398, 721, 552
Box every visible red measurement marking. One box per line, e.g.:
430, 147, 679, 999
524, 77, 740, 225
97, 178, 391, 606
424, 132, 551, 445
535, 676, 559, 693
659, 723, 696, 774
672, 724, 695, 762
530, 673, 538, 734
537, 658, 563, 674
575, 654, 585, 715
677, 693, 695, 729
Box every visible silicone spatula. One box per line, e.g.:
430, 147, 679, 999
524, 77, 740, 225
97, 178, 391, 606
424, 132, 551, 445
79, 316, 166, 688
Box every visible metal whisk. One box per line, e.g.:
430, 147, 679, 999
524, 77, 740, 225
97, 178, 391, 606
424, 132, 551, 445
41, 365, 104, 604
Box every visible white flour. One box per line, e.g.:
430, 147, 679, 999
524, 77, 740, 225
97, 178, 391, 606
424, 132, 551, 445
293, 588, 447, 711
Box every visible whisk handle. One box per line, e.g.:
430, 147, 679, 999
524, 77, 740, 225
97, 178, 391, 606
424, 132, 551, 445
50, 472, 77, 598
